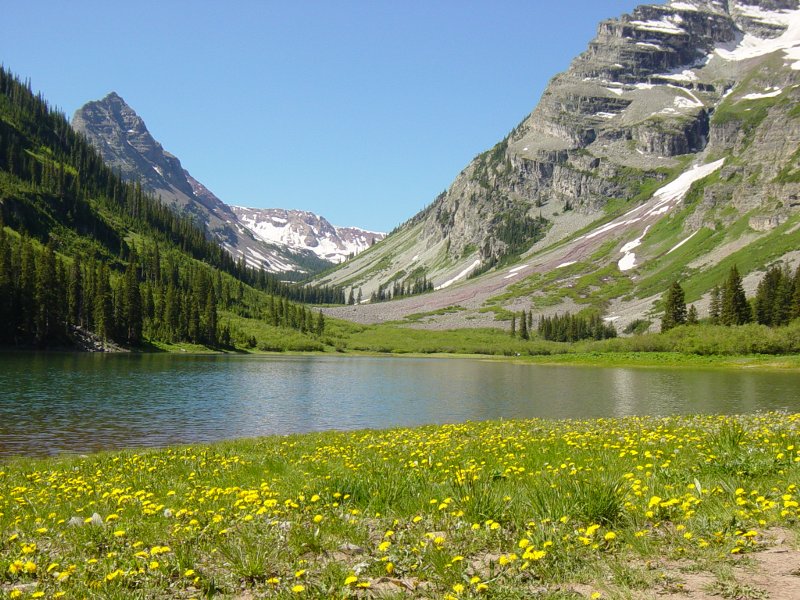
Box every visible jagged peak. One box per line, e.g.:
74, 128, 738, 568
102, 91, 126, 103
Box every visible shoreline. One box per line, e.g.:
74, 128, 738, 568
5, 344, 800, 371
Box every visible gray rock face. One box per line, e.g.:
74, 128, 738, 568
73, 93, 197, 203
389, 0, 800, 265
72, 94, 379, 273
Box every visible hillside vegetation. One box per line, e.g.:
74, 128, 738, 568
0, 68, 339, 351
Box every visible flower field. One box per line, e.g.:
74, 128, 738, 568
1, 413, 799, 599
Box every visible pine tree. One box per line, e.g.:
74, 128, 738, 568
68, 257, 83, 327
661, 281, 687, 332
94, 264, 113, 341
316, 310, 325, 336
0, 220, 11, 342
519, 310, 529, 340
18, 237, 36, 337
204, 287, 218, 346
709, 285, 721, 324
720, 266, 750, 326
510, 314, 516, 337
35, 241, 60, 344
123, 260, 142, 344
754, 265, 782, 326
793, 265, 800, 320
773, 265, 793, 326
165, 283, 180, 342
687, 304, 698, 325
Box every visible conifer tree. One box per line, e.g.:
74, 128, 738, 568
19, 237, 36, 337
165, 283, 180, 342
754, 265, 782, 326
519, 310, 529, 340
35, 241, 60, 343
793, 265, 800, 320
720, 266, 750, 325
773, 265, 794, 327
661, 281, 687, 332
0, 221, 11, 341
316, 310, 325, 336
204, 287, 218, 346
687, 304, 698, 325
94, 264, 113, 341
123, 259, 142, 344
709, 285, 721, 324
510, 314, 516, 337
68, 257, 83, 327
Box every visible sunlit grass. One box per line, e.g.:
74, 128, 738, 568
1, 413, 799, 598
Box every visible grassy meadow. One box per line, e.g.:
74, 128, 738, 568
1, 413, 799, 599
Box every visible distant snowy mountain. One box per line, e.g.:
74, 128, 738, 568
73, 93, 383, 273
231, 207, 384, 264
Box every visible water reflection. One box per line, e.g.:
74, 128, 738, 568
1, 352, 800, 457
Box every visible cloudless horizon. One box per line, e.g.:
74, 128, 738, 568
2, 0, 645, 232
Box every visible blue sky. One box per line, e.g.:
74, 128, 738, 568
2, 0, 644, 232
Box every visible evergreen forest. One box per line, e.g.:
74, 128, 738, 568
0, 67, 334, 349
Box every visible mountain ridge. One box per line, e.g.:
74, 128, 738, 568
72, 93, 384, 272
319, 0, 800, 331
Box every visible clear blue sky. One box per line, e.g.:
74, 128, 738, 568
2, 0, 644, 232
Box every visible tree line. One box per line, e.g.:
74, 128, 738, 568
368, 275, 433, 303
662, 264, 800, 331
510, 309, 618, 342
0, 224, 325, 348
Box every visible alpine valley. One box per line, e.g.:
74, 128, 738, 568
1, 0, 800, 354
72, 92, 384, 274
319, 0, 800, 333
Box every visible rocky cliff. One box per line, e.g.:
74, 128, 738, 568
320, 0, 800, 330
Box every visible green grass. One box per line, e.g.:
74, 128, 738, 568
403, 305, 467, 323
1, 413, 799, 598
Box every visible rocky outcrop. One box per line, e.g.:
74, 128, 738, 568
396, 0, 799, 264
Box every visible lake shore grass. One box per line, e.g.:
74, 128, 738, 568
1, 413, 799, 599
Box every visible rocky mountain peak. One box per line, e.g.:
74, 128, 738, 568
320, 0, 800, 329
73, 94, 385, 272
73, 92, 196, 202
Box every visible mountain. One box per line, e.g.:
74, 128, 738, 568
0, 67, 340, 351
231, 206, 383, 264
72, 93, 382, 273
320, 0, 800, 331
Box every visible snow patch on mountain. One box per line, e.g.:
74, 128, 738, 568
435, 260, 481, 290
231, 207, 385, 264
716, 4, 800, 64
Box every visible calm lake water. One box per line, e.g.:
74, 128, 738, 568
2, 352, 800, 458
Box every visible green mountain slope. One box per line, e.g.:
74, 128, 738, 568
0, 68, 337, 351
319, 0, 800, 332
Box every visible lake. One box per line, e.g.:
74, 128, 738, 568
2, 352, 799, 458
